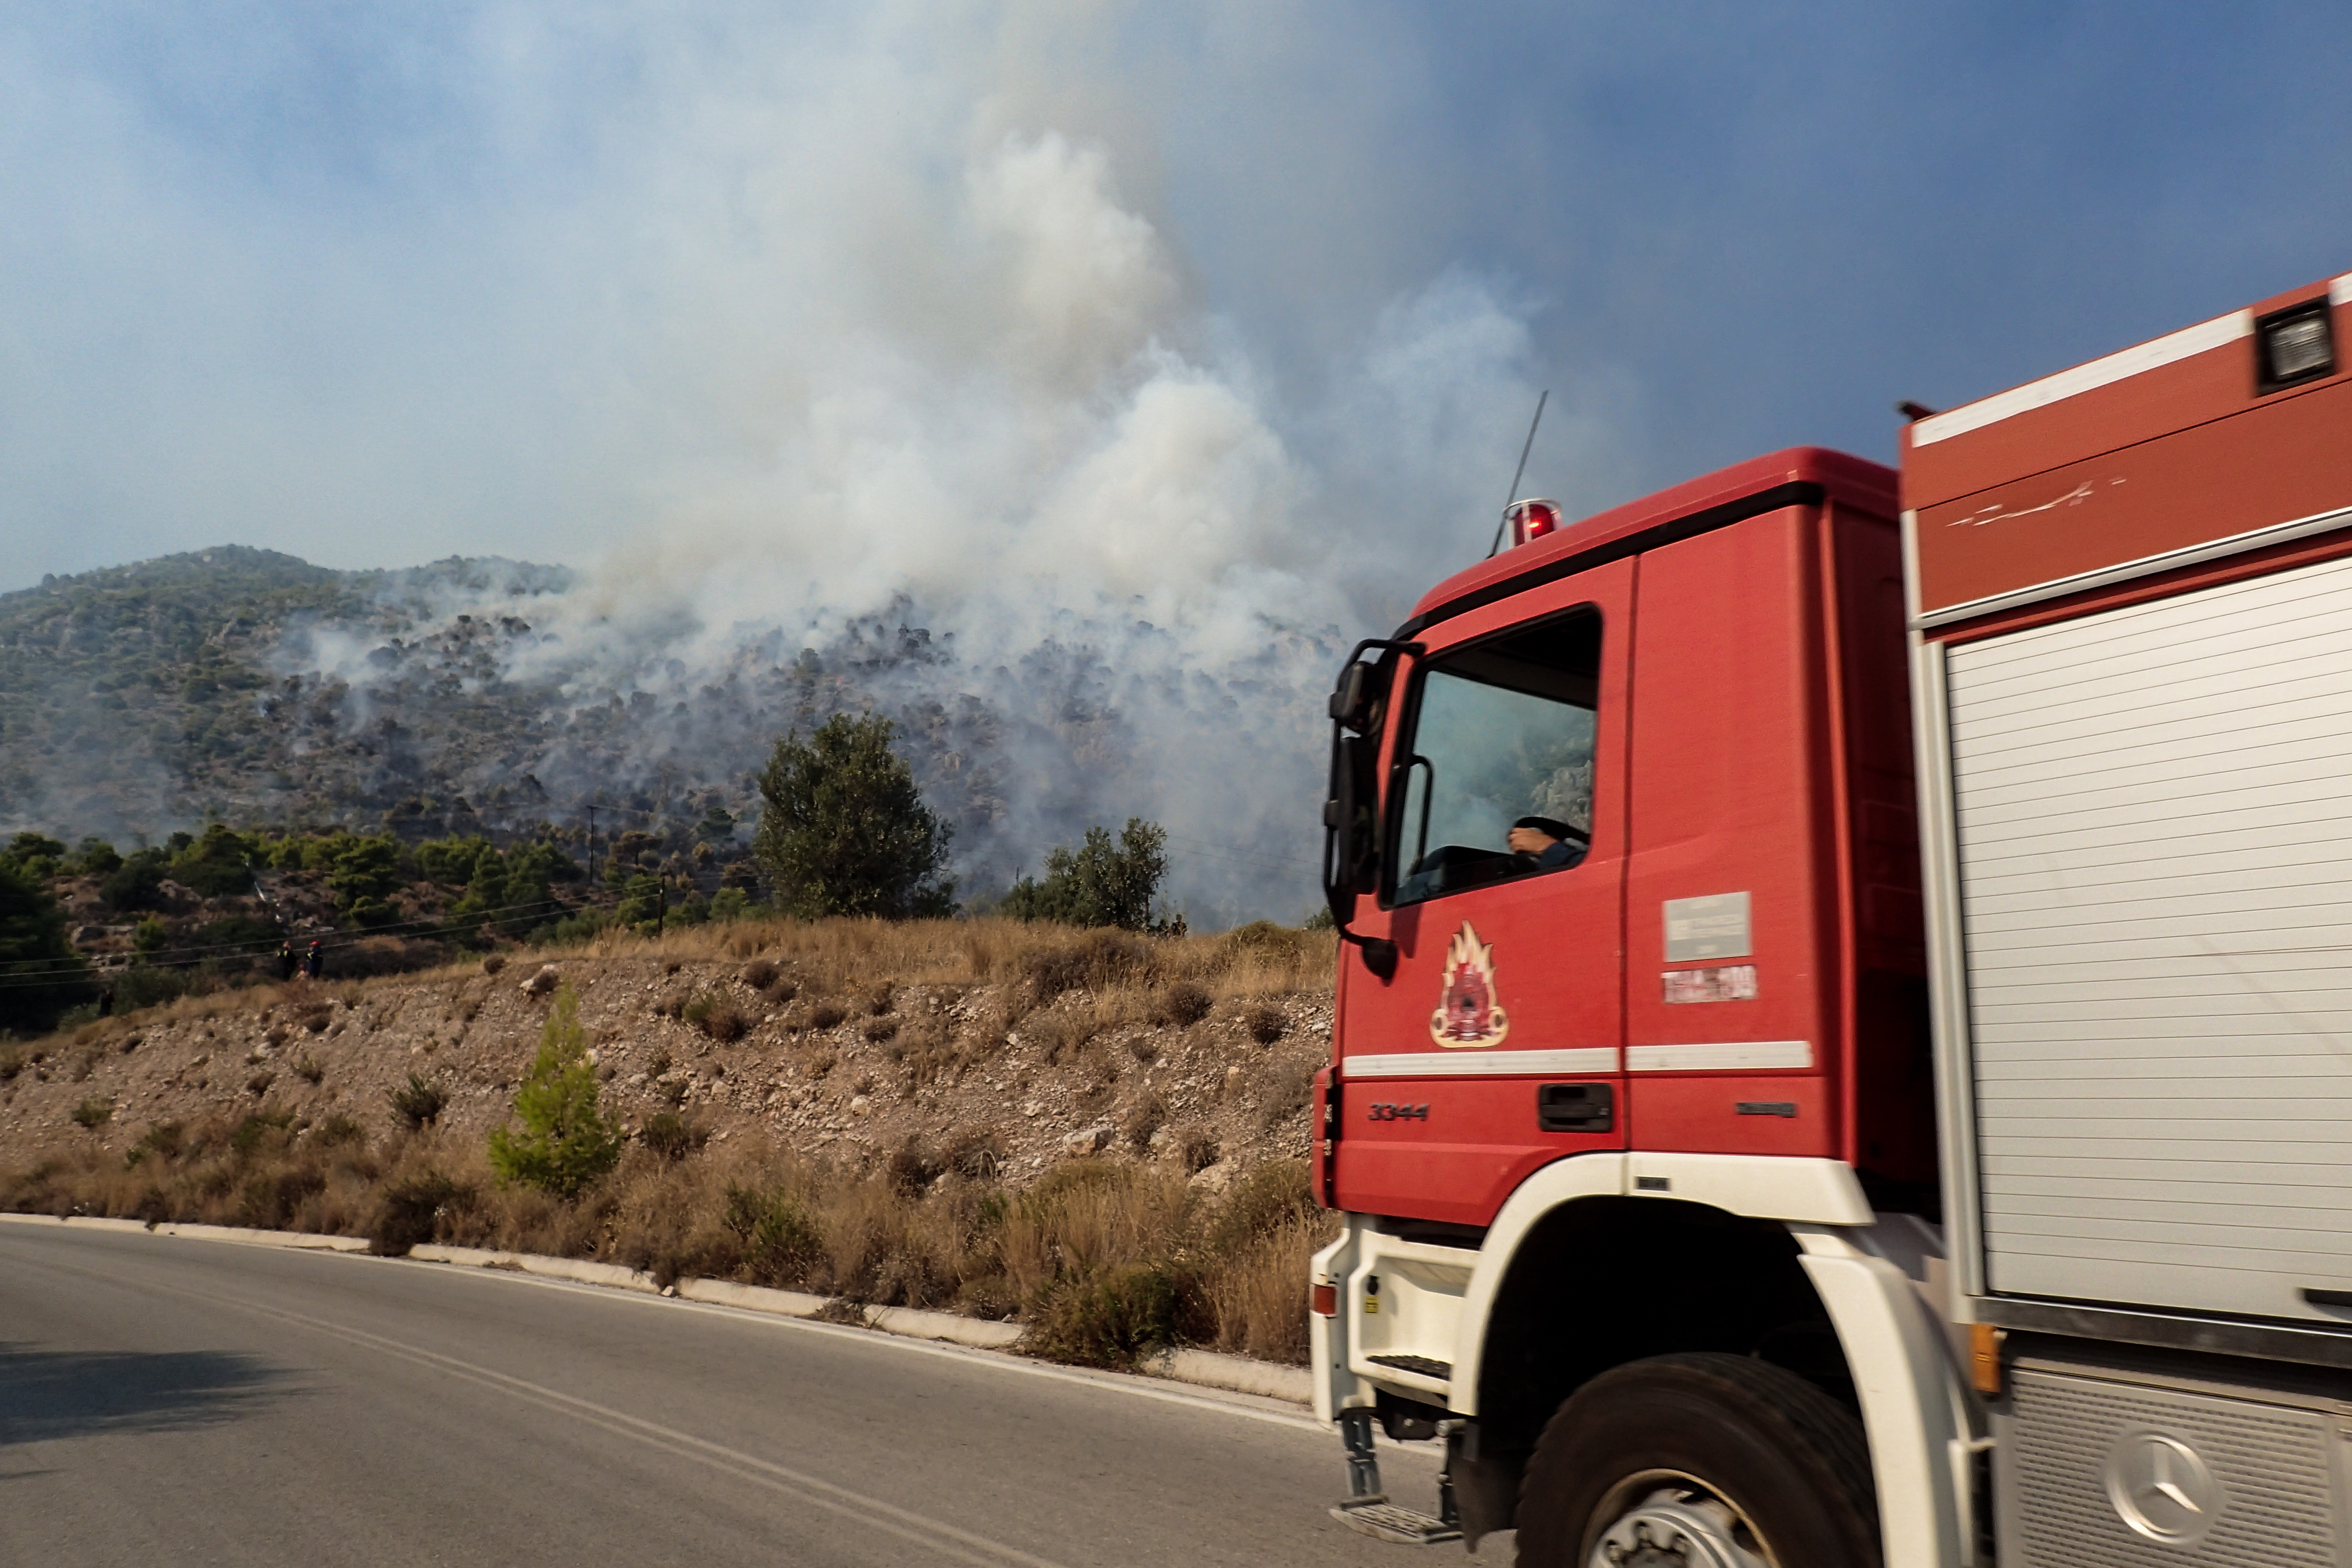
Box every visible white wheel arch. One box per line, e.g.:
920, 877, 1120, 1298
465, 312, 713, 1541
1443, 1152, 1982, 1568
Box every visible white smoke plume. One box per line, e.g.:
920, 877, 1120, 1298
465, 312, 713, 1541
11, 5, 1625, 923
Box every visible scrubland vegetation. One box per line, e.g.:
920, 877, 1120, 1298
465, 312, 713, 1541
2, 914, 1340, 1368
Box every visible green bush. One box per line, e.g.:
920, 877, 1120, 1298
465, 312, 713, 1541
997, 818, 1169, 932
369, 1170, 472, 1256
640, 1111, 704, 1162
112, 964, 195, 1013
387, 1071, 449, 1130
488, 984, 623, 1199
99, 850, 168, 911
752, 713, 955, 919
1022, 1261, 1206, 1369
70, 1097, 112, 1129
724, 1185, 826, 1287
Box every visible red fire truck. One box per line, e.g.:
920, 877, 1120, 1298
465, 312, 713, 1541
1312, 269, 2352, 1566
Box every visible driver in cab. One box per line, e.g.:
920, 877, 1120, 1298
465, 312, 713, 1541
1507, 815, 1586, 871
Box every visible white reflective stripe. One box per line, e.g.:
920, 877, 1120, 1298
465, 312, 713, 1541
1625, 1040, 1812, 1071
1344, 1047, 1618, 1078
2333, 274, 2352, 308
1911, 309, 2251, 447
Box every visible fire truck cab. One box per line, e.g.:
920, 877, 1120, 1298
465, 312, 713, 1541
1314, 269, 2352, 1566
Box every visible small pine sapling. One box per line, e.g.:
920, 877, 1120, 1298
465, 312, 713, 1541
488, 983, 623, 1200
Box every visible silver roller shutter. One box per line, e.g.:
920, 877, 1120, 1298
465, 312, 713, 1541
1948, 550, 2352, 1322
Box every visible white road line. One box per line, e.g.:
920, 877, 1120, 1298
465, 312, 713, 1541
417, 1259, 1362, 1439
134, 1269, 1077, 1568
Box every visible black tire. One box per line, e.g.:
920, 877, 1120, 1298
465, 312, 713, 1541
1514, 1352, 1880, 1568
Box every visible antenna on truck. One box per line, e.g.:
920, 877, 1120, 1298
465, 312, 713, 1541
1487, 389, 1549, 557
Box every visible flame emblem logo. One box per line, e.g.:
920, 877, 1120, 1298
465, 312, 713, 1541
1430, 922, 1510, 1047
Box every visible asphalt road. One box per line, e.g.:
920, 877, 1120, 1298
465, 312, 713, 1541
0, 1224, 1456, 1567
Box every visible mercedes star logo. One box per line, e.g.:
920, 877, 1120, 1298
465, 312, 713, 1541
2103, 1430, 2223, 1546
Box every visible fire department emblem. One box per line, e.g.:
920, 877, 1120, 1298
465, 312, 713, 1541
1430, 923, 1510, 1047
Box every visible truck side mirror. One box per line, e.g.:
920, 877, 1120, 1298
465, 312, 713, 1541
1330, 663, 1375, 733
1325, 733, 1379, 907
1321, 642, 1413, 981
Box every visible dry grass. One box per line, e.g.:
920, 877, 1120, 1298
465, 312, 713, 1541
1, 912, 1340, 1368
1, 1114, 1336, 1365
14, 915, 1333, 1062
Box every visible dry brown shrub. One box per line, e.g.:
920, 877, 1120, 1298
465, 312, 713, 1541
942, 1125, 1006, 1179
1023, 1008, 1097, 1066
1241, 1003, 1287, 1045
1122, 1090, 1167, 1152
1248, 1059, 1316, 1131
884, 1136, 942, 1196
861, 1016, 899, 1044
1158, 981, 1213, 1027
685, 992, 747, 1042
481, 954, 507, 976
1018, 931, 1156, 1011
808, 1001, 847, 1031
1208, 1213, 1332, 1364
1178, 1126, 1220, 1174
740, 958, 780, 990
999, 1161, 1193, 1303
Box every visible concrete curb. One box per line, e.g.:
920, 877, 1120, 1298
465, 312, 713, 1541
407, 1243, 660, 1292
1144, 1347, 1315, 1405
0, 1211, 1312, 1403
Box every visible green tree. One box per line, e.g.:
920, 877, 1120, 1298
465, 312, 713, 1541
7, 832, 67, 863
172, 824, 257, 898
753, 714, 955, 919
99, 848, 168, 912
326, 836, 403, 927
998, 818, 1170, 932
0, 857, 92, 1035
71, 837, 122, 876
487, 985, 623, 1199
615, 873, 664, 930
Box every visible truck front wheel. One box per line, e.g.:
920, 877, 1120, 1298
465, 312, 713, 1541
1514, 1352, 1879, 1568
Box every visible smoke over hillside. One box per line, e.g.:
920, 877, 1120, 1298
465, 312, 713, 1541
1, 9, 1620, 924
254, 110, 1582, 923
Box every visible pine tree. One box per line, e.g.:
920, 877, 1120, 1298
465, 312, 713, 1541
0, 856, 92, 1035
752, 713, 955, 919
488, 984, 622, 1199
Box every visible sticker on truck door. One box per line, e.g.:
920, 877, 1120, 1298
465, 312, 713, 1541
1430, 923, 1512, 1046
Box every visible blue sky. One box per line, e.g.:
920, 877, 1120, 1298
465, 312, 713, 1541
6, 2, 2348, 627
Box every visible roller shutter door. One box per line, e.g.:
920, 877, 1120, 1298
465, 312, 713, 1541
1948, 550, 2352, 1322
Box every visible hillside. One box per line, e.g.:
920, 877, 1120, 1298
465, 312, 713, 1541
0, 916, 1339, 1364
1, 548, 1337, 923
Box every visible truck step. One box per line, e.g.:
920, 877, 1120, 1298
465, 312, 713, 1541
1366, 1353, 1453, 1380
1330, 1499, 1464, 1545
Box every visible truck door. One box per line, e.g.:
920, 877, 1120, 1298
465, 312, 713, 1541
1335, 560, 1632, 1228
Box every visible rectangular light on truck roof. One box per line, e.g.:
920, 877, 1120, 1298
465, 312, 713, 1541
2258, 299, 2335, 392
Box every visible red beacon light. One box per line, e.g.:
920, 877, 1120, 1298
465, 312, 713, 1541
1505, 497, 1562, 548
